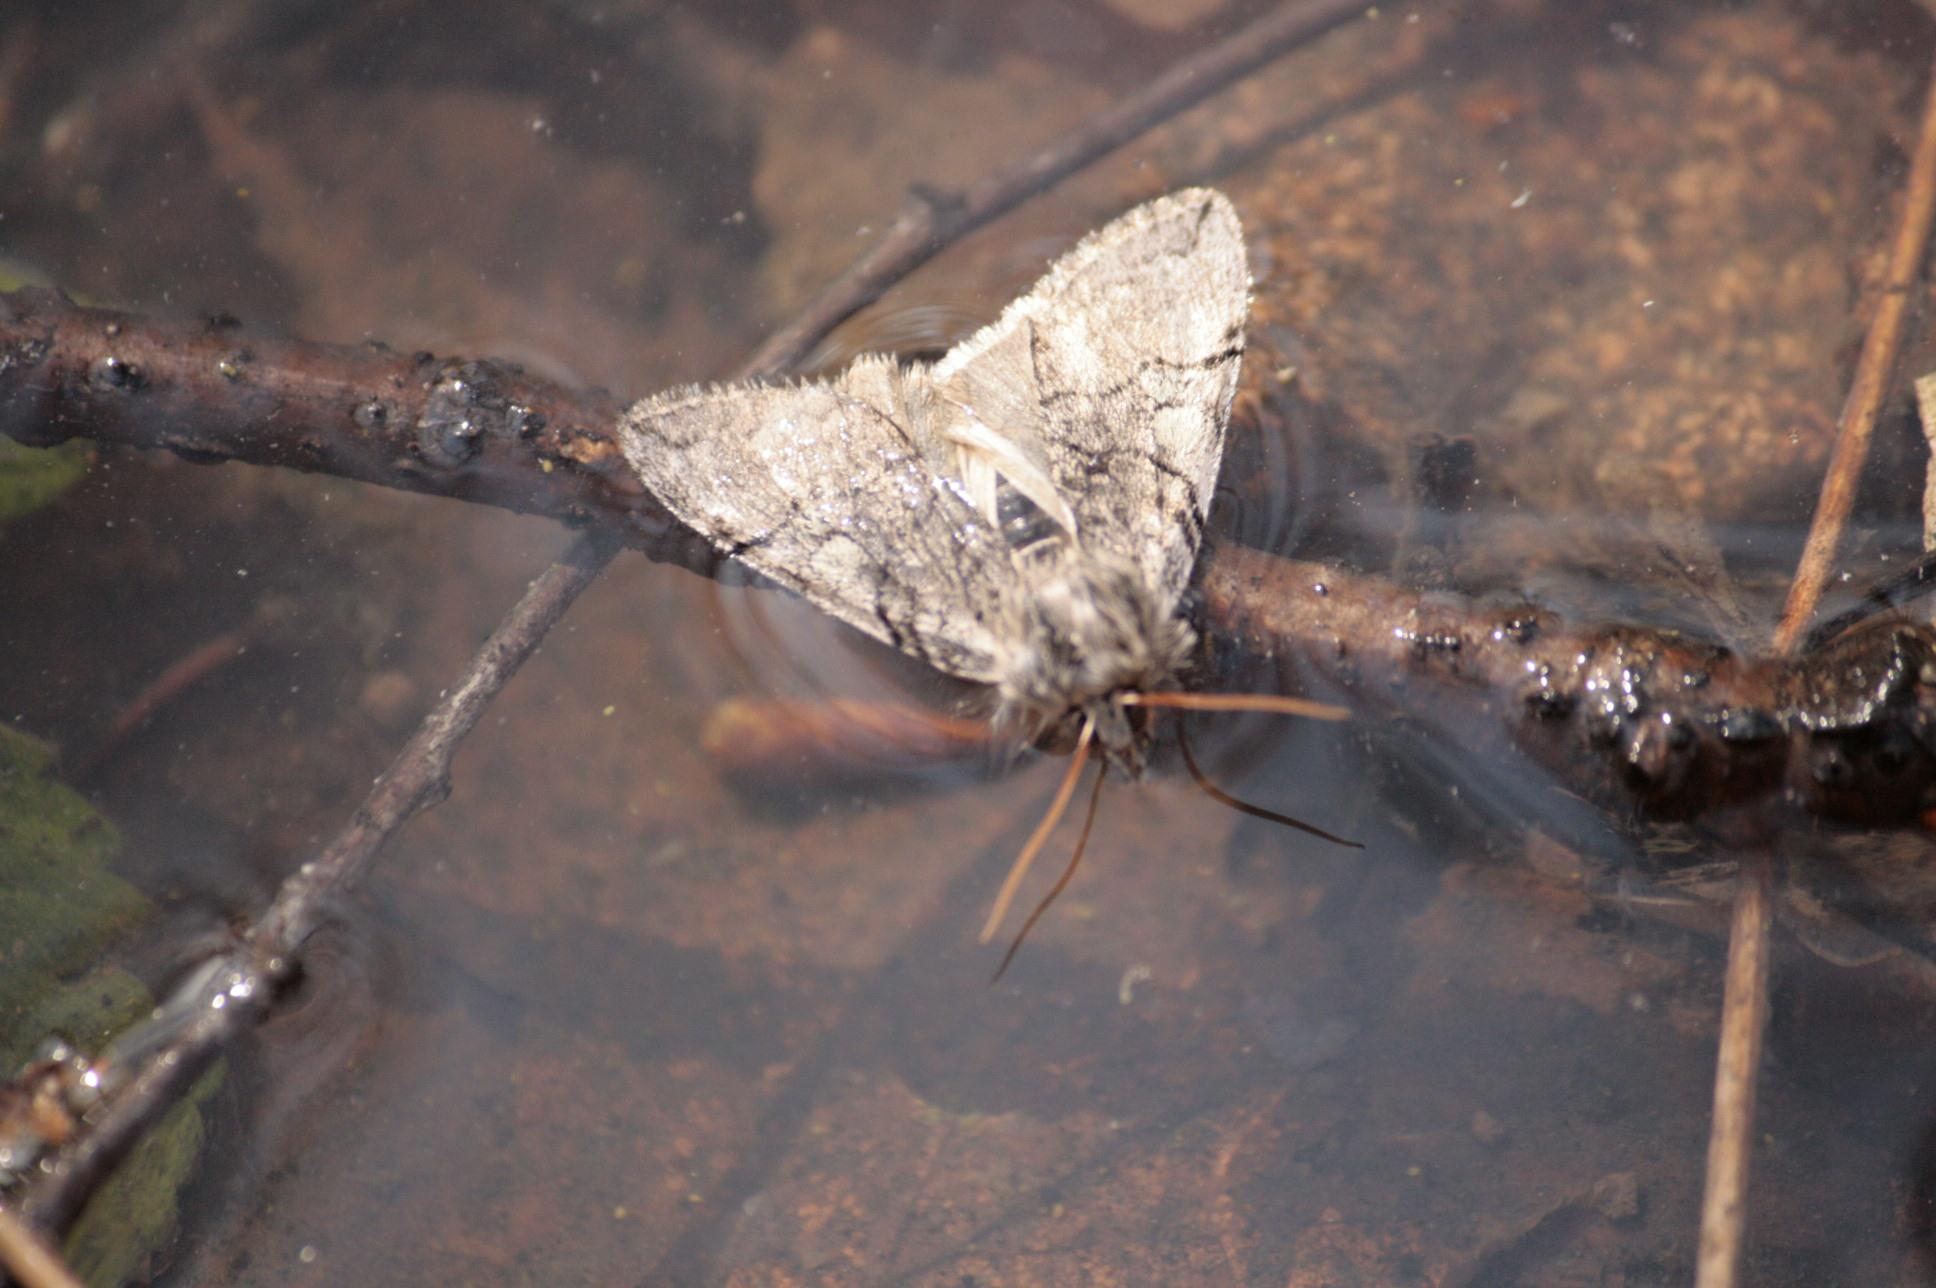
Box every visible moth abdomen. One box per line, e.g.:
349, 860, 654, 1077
993, 481, 1068, 552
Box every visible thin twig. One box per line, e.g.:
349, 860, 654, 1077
1694, 844, 1774, 1288
21, 533, 617, 1232
68, 626, 252, 782
14, 0, 1365, 1242
1698, 50, 1936, 1288
742, 0, 1373, 376
0, 1207, 84, 1288
1772, 52, 1936, 653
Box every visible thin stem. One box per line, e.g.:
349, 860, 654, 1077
743, 0, 1374, 377
22, 533, 618, 1231
1698, 47, 1936, 1288
1694, 845, 1775, 1288
1772, 51, 1936, 653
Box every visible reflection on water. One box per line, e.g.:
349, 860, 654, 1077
2, 1, 1936, 1285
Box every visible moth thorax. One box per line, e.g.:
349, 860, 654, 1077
996, 555, 1194, 769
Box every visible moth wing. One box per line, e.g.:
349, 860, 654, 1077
618, 357, 1015, 684
931, 187, 1248, 602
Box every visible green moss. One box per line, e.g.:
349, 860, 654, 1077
0, 727, 147, 1056
0, 725, 217, 1286
0, 438, 90, 525
64, 1060, 222, 1288
10, 965, 150, 1062
0, 262, 89, 521
0, 259, 54, 294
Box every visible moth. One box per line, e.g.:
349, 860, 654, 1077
619, 188, 1346, 947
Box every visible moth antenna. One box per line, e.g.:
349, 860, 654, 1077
1176, 723, 1362, 849
990, 757, 1107, 984
1119, 691, 1349, 721
979, 717, 1097, 943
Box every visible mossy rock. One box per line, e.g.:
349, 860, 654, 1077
0, 725, 217, 1286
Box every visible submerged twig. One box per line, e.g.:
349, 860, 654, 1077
9, 0, 1370, 1245
1694, 842, 1775, 1288
742, 0, 1374, 376
68, 625, 254, 783
20, 534, 617, 1232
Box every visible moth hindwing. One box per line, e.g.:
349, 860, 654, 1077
619, 187, 1250, 763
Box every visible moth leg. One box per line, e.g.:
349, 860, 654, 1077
992, 757, 1108, 984
979, 717, 1097, 943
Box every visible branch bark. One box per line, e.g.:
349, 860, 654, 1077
0, 288, 715, 572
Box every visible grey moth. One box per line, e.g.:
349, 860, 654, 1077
619, 188, 1260, 777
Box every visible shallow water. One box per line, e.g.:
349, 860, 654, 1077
5, 1, 1936, 1284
